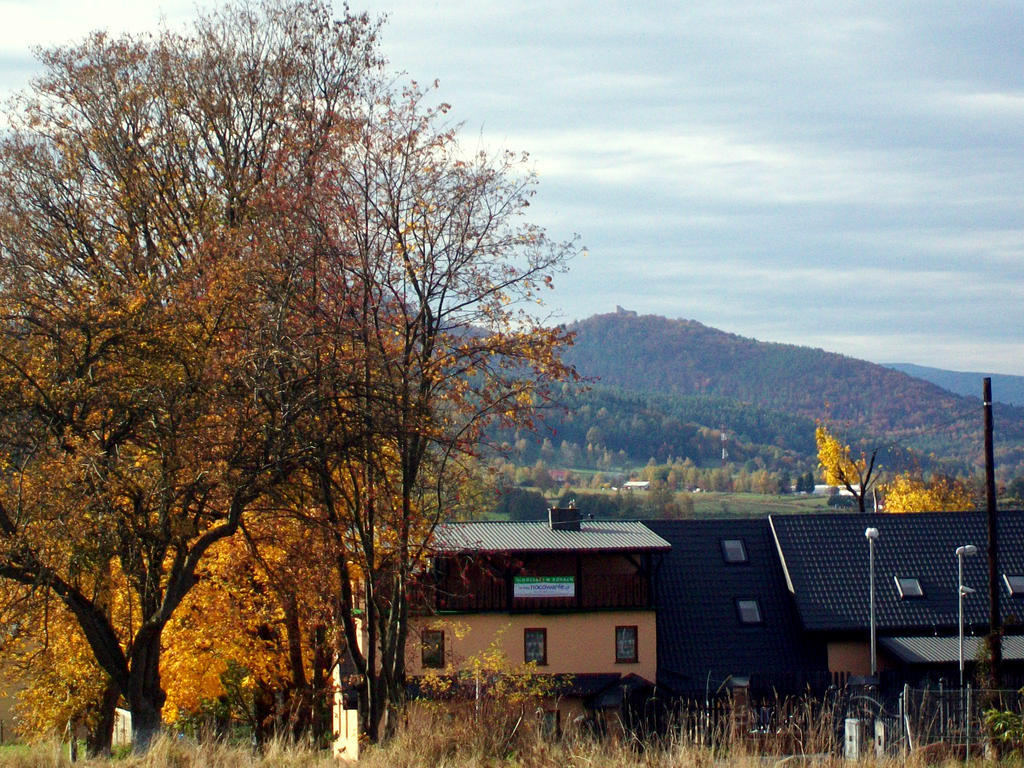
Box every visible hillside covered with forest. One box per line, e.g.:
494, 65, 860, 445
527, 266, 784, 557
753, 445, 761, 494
507, 311, 1024, 478
885, 363, 1024, 408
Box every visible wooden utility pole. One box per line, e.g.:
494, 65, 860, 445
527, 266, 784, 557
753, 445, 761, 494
984, 377, 1001, 688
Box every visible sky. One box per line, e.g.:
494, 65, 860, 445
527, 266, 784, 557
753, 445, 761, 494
1, 0, 1022, 375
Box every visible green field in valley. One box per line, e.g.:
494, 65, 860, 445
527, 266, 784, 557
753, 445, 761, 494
688, 491, 831, 518
506, 485, 835, 520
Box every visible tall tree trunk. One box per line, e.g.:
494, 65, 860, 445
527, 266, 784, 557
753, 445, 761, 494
126, 627, 167, 751
283, 599, 310, 739
253, 684, 275, 746
311, 624, 330, 743
128, 694, 164, 752
86, 680, 120, 757
361, 589, 382, 743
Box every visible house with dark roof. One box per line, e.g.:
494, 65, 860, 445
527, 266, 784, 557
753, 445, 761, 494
395, 507, 1024, 739
769, 510, 1024, 684
643, 511, 1024, 700
646, 519, 828, 699
409, 507, 670, 727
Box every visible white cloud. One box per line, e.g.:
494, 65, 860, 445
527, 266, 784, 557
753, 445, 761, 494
0, 1, 193, 49
1, 0, 1022, 373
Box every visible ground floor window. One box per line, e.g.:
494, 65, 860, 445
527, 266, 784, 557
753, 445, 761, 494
421, 629, 445, 669
615, 625, 638, 663
524, 627, 547, 665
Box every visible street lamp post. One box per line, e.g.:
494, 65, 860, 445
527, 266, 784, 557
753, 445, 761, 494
865, 527, 880, 678
956, 544, 978, 688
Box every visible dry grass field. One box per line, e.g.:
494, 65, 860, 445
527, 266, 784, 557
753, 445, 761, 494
1, 704, 1020, 768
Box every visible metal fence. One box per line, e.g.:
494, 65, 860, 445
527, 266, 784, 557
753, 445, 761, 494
901, 684, 1024, 754
665, 683, 1024, 758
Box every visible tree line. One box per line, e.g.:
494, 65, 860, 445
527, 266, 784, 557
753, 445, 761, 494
490, 385, 817, 475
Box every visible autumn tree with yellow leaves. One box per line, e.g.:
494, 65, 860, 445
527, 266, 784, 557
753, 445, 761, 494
815, 424, 880, 513
0, 573, 124, 753
817, 423, 974, 514
0, 1, 379, 752
882, 472, 974, 513
161, 516, 337, 742
0, 0, 575, 753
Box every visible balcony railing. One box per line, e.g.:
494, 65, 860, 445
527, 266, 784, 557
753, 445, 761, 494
420, 572, 650, 613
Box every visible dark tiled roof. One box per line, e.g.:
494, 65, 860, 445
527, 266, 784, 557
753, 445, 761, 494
769, 510, 1024, 634
880, 635, 1024, 664
558, 672, 622, 697
434, 520, 671, 553
646, 519, 827, 699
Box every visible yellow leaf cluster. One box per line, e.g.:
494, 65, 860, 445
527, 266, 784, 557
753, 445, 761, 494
815, 425, 867, 488
882, 472, 974, 513
0, 587, 112, 741
417, 625, 562, 708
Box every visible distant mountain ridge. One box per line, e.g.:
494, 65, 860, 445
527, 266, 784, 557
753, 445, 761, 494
556, 312, 1024, 476
884, 363, 1024, 408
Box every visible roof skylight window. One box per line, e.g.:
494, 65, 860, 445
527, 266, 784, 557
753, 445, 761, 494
736, 598, 762, 625
722, 539, 748, 563
895, 577, 924, 599
1004, 574, 1024, 597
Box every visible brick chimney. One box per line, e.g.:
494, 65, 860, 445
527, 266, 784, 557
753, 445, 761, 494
548, 506, 581, 531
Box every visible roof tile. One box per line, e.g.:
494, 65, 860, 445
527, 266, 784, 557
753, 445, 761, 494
769, 510, 1024, 633
434, 519, 671, 553
646, 519, 826, 697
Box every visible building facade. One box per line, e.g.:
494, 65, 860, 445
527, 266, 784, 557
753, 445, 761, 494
408, 508, 670, 726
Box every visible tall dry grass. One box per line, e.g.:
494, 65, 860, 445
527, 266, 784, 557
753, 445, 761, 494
2, 701, 1017, 768
356, 699, 996, 768
0, 735, 338, 768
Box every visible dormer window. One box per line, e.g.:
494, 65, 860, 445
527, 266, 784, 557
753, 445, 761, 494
895, 577, 924, 599
736, 598, 762, 625
722, 539, 748, 564
1004, 574, 1024, 597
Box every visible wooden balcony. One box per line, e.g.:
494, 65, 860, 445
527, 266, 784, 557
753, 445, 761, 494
417, 572, 650, 613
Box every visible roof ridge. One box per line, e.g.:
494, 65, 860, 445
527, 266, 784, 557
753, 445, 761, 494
440, 518, 649, 525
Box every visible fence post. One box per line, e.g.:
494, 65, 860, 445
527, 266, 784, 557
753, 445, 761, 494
475, 668, 481, 719
939, 679, 945, 741
903, 683, 913, 752
898, 688, 904, 757
965, 684, 971, 762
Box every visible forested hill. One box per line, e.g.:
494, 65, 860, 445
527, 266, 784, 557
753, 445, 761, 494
885, 363, 1024, 408
557, 312, 1024, 474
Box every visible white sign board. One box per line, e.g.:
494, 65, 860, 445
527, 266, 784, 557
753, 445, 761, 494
513, 576, 575, 598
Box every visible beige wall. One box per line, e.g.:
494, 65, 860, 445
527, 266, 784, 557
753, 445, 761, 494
827, 640, 890, 676
409, 610, 657, 682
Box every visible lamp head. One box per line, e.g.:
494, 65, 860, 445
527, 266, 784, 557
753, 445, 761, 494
956, 544, 978, 557
865, 527, 879, 541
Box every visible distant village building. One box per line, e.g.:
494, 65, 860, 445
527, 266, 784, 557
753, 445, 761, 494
548, 469, 569, 484
813, 483, 860, 496
622, 480, 650, 491
407, 507, 667, 732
